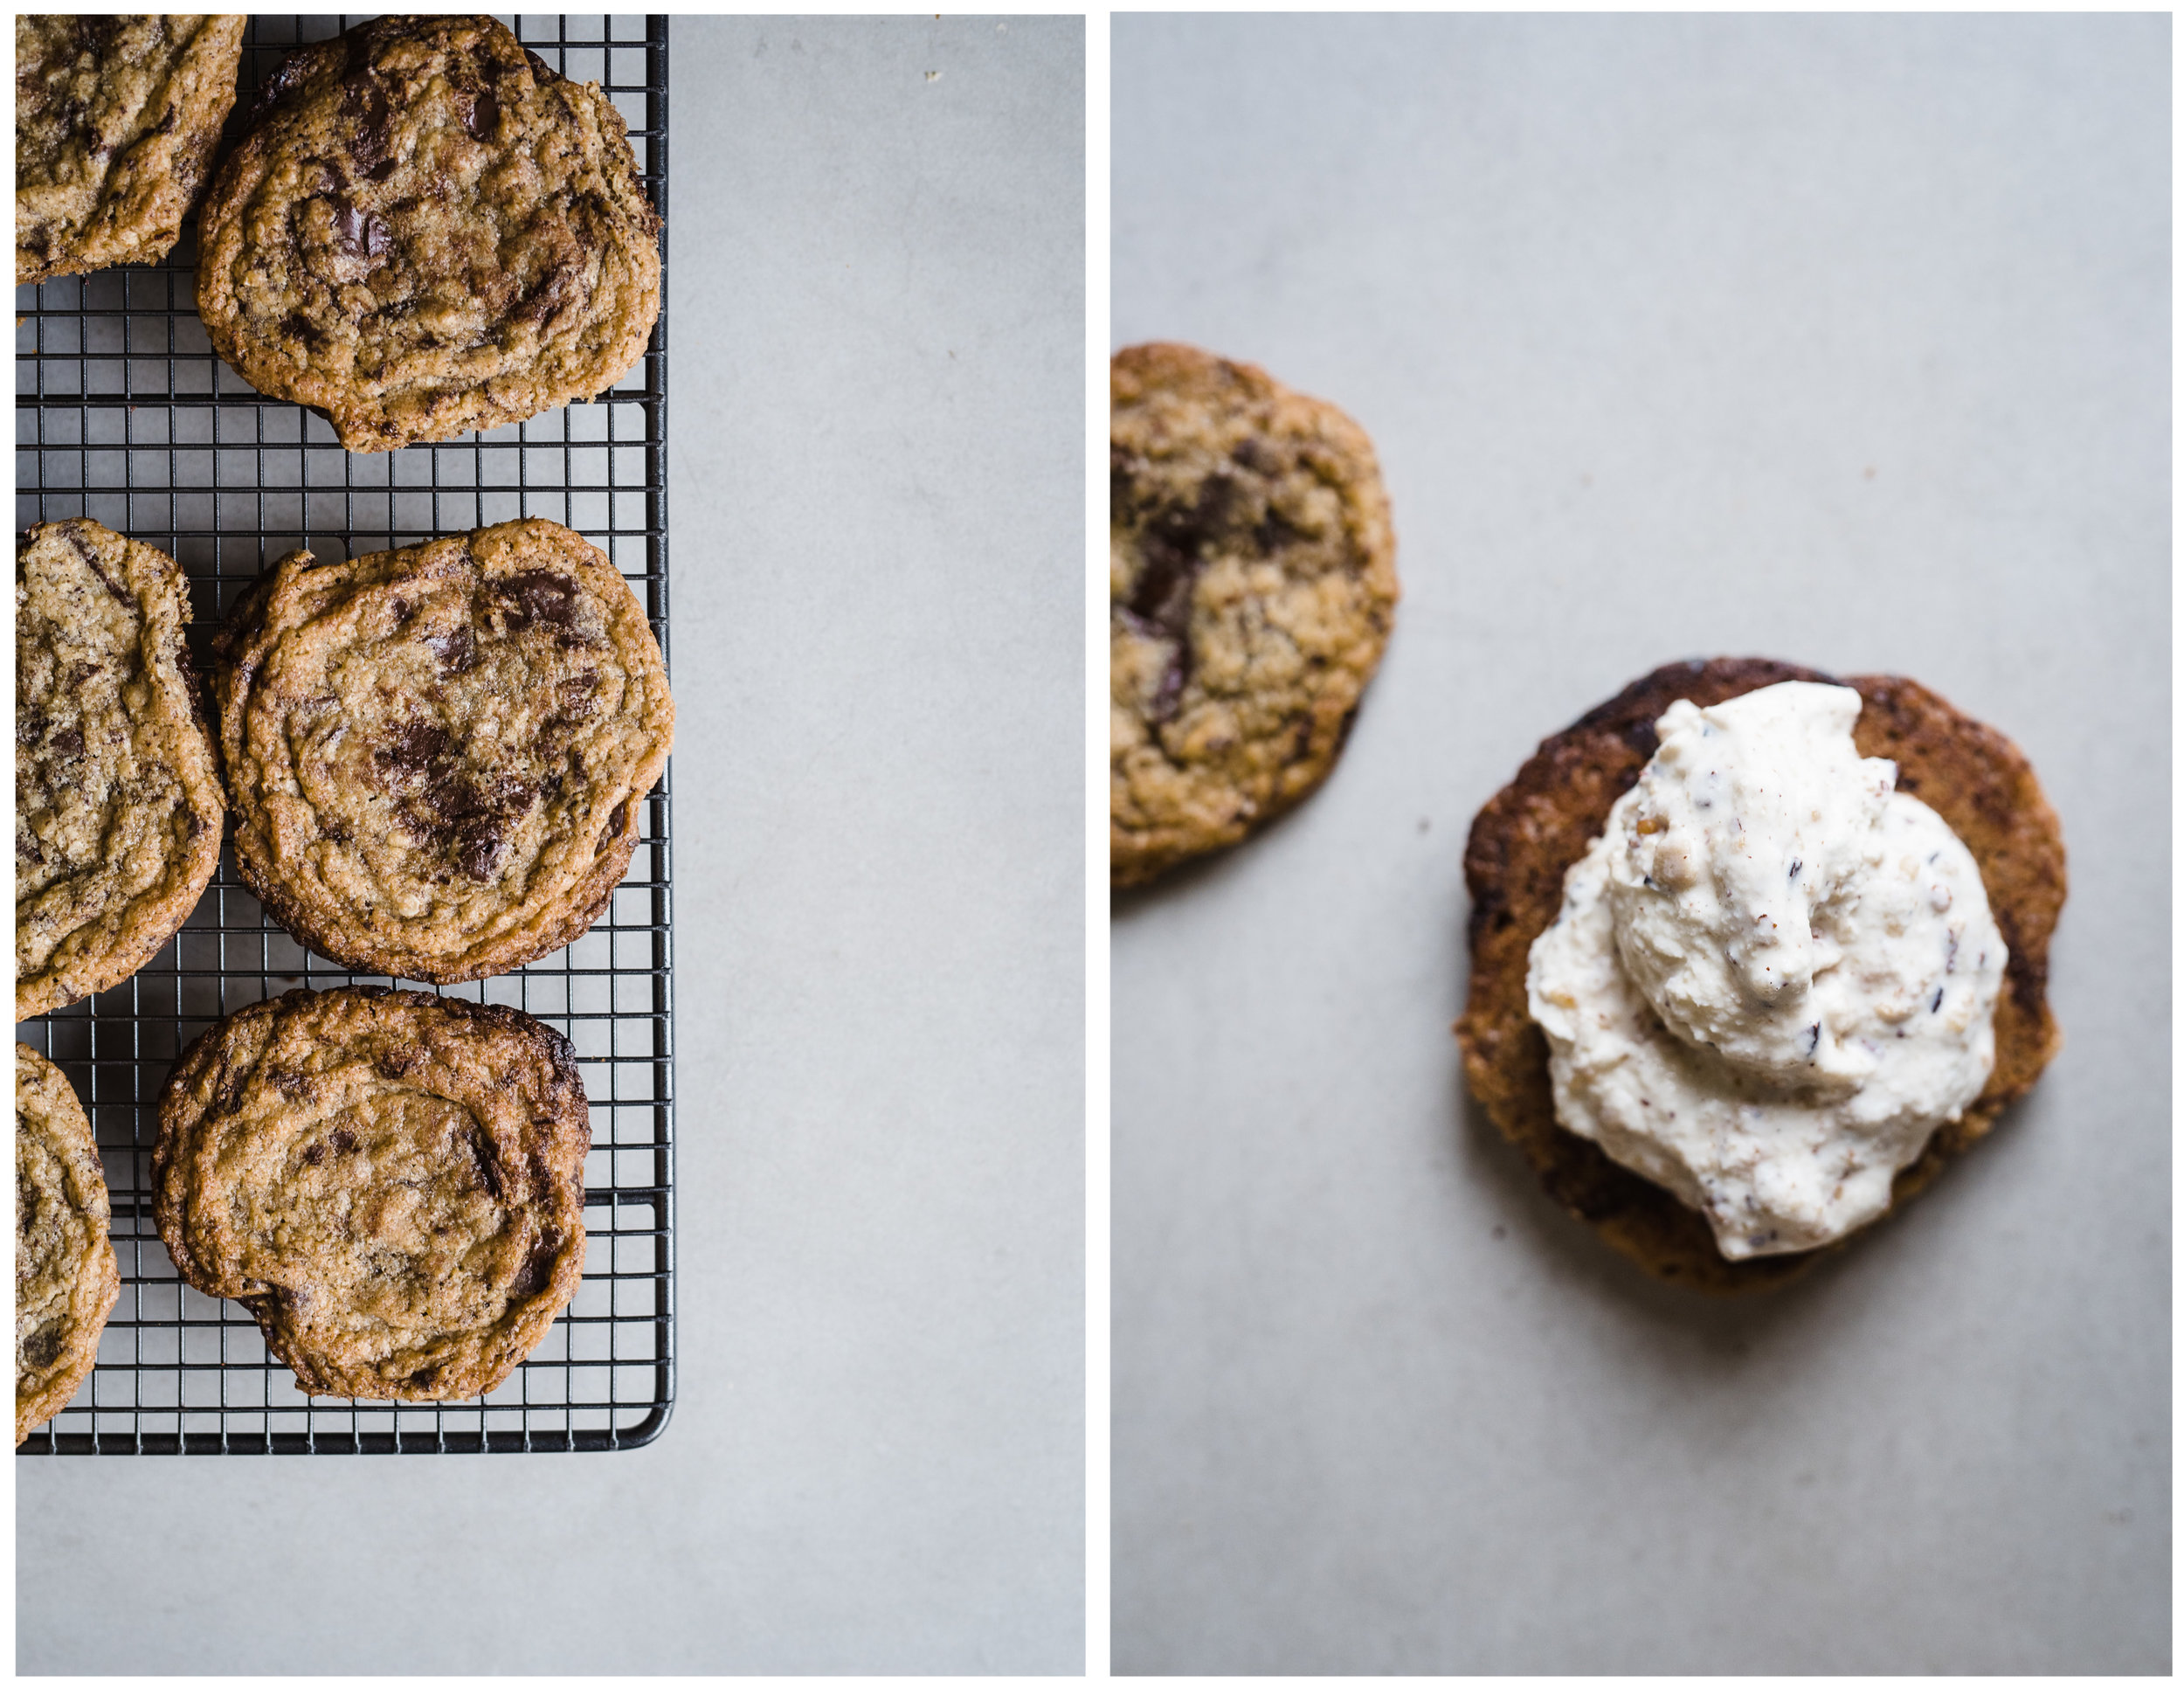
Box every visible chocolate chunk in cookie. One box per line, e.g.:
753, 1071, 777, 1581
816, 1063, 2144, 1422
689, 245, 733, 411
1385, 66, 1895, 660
15, 14, 246, 286
211, 518, 674, 984
17, 518, 226, 1020
155, 987, 590, 1400
1454, 658, 2067, 1292
193, 14, 660, 451
17, 1045, 119, 1444
1111, 343, 1399, 888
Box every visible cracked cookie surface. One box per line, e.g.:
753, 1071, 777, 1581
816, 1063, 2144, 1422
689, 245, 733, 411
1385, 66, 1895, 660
17, 1045, 118, 1444
154, 987, 589, 1400
1110, 342, 1398, 888
212, 518, 674, 984
17, 518, 225, 1020
1455, 658, 2067, 1293
15, 13, 245, 285
194, 13, 661, 451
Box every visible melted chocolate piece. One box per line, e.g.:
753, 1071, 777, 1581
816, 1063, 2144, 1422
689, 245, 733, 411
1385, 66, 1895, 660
71, 17, 121, 60
424, 623, 476, 675
249, 34, 328, 123
372, 717, 537, 883
467, 1129, 506, 1201
462, 87, 501, 140
508, 1228, 561, 1298
495, 571, 584, 633
67, 529, 135, 607
332, 200, 392, 260
1254, 504, 1306, 554
341, 56, 396, 172
1120, 472, 1239, 723
22, 1325, 66, 1369
511, 265, 575, 329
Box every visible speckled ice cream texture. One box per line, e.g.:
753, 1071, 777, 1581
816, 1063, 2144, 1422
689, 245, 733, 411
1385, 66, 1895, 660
1527, 681, 2006, 1257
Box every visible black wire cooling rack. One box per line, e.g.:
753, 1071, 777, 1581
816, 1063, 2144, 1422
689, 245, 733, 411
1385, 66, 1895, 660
14, 15, 673, 1455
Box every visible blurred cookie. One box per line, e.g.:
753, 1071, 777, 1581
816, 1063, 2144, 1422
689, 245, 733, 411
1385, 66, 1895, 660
1110, 343, 1398, 888
154, 986, 589, 1400
194, 13, 661, 450
211, 518, 674, 984
17, 1045, 119, 1444
1454, 658, 2067, 1291
17, 518, 225, 1020
15, 13, 246, 285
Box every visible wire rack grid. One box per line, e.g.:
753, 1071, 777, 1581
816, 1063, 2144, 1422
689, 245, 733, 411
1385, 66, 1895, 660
15, 15, 674, 1455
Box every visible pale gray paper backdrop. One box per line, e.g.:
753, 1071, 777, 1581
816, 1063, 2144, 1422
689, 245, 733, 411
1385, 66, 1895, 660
1112, 13, 2167, 1675
18, 17, 1085, 1673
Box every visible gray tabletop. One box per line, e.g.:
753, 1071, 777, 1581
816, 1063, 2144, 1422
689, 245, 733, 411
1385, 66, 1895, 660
18, 17, 1085, 1673
1112, 13, 2168, 1675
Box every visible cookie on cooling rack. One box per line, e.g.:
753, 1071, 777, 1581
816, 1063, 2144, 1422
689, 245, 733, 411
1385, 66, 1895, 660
15, 14, 247, 286
1454, 657, 2066, 1293
1110, 342, 1399, 888
17, 1045, 120, 1444
211, 518, 674, 985
193, 13, 661, 451
17, 518, 226, 1021
154, 986, 590, 1400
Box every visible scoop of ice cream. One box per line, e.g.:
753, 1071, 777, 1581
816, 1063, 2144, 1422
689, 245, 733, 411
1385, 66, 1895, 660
1527, 681, 2007, 1257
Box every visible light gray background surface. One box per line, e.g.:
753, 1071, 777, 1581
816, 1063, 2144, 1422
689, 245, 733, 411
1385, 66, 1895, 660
18, 17, 1085, 1673
1113, 13, 2168, 1675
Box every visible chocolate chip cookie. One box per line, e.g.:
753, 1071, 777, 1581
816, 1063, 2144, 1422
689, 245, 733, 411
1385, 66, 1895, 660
15, 14, 246, 286
1455, 658, 2067, 1292
211, 518, 674, 984
1111, 343, 1399, 888
17, 1045, 119, 1444
17, 518, 226, 1021
194, 14, 661, 451
154, 987, 590, 1400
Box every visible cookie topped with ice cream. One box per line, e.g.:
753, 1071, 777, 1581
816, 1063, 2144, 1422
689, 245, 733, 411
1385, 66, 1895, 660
1527, 681, 2007, 1259
1457, 658, 2065, 1291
